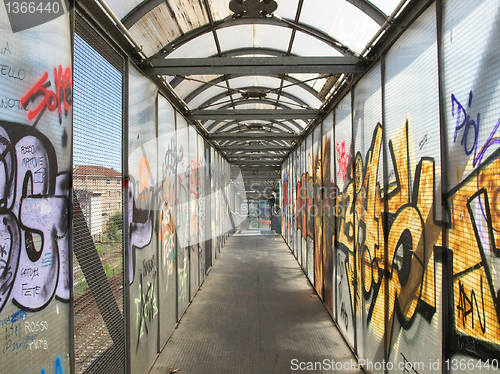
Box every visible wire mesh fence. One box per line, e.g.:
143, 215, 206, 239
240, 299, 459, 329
73, 13, 125, 374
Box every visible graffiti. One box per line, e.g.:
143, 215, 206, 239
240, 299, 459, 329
20, 66, 72, 125
419, 133, 428, 150
135, 272, 157, 349
159, 137, 178, 295
456, 280, 485, 332
1, 42, 11, 55
446, 154, 500, 357
28, 337, 48, 351
0, 63, 25, 80
452, 90, 500, 167
328, 117, 500, 359
321, 133, 335, 314
333, 121, 439, 355
296, 172, 314, 240
127, 175, 153, 284
336, 140, 350, 181
340, 302, 349, 330
24, 320, 49, 334
1, 97, 28, 111
142, 255, 155, 278
0, 122, 70, 313
40, 356, 64, 374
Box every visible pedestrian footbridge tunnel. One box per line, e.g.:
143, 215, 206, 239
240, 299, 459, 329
1, 0, 500, 373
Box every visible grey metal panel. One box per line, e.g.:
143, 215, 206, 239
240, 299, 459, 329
143, 56, 366, 75
188, 109, 322, 121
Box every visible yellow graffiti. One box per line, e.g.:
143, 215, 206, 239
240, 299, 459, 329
447, 154, 500, 348
337, 120, 441, 355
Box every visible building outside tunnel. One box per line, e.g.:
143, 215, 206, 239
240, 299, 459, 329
0, 0, 499, 373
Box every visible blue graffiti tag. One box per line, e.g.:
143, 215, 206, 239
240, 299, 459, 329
452, 90, 500, 167
0, 310, 26, 327
40, 356, 63, 374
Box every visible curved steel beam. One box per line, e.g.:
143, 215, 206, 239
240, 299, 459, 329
214, 120, 297, 134
169, 48, 294, 88
210, 118, 303, 133
182, 73, 319, 104
122, 0, 166, 29
195, 85, 311, 111
345, 0, 387, 25
145, 16, 358, 63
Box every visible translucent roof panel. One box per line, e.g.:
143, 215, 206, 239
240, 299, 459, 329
371, 0, 402, 17
291, 31, 344, 57
128, 3, 182, 57
216, 25, 292, 54
105, 0, 143, 20
299, 0, 381, 53
188, 85, 228, 109
173, 75, 223, 100
166, 32, 218, 58
282, 84, 322, 108
272, 0, 300, 21
289, 73, 327, 92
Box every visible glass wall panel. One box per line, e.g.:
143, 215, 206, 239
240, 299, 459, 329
313, 125, 323, 297
352, 62, 383, 369
442, 0, 500, 366
384, 4, 442, 370
306, 132, 314, 279
334, 92, 355, 349
0, 7, 73, 374
128, 66, 158, 374
157, 95, 177, 345
175, 114, 190, 317
322, 113, 335, 316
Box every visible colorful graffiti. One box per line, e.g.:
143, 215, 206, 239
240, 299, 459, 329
286, 116, 500, 362
447, 91, 500, 358
0, 122, 70, 313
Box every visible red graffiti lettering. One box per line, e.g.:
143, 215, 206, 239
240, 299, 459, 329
20, 66, 72, 123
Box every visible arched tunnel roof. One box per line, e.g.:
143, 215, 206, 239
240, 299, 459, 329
82, 0, 415, 194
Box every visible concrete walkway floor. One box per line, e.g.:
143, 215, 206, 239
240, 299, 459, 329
150, 229, 362, 374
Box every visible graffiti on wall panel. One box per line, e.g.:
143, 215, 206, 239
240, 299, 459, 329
296, 173, 314, 241
0, 122, 70, 313
282, 170, 289, 235
313, 137, 324, 298
159, 137, 178, 294
321, 134, 335, 314
126, 176, 153, 285
335, 121, 441, 356
134, 268, 158, 350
